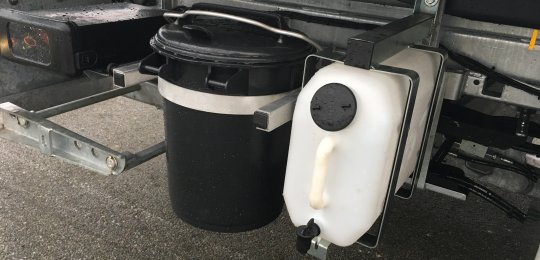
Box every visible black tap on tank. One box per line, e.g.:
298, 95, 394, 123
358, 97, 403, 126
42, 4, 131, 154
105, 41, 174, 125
296, 218, 321, 254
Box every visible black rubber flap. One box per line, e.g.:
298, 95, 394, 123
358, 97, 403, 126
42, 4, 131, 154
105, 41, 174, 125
150, 10, 313, 66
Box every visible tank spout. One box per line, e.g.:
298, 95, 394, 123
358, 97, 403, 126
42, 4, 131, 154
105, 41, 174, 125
296, 218, 320, 254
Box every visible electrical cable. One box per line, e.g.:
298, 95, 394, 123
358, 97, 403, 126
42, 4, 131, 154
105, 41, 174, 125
511, 143, 540, 157
450, 152, 538, 182
488, 152, 540, 176
430, 162, 528, 222
441, 173, 527, 222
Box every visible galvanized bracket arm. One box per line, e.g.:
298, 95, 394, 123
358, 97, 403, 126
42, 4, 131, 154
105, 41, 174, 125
0, 102, 165, 175
0, 62, 164, 176
443, 71, 540, 109
113, 63, 162, 108
344, 13, 434, 69
254, 89, 300, 132
0, 102, 124, 175
344, 0, 446, 70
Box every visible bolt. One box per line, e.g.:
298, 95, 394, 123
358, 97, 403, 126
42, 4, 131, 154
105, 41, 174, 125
8, 0, 18, 6
500, 158, 513, 165
468, 71, 484, 78
424, 0, 439, 7
106, 156, 118, 171
16, 117, 28, 128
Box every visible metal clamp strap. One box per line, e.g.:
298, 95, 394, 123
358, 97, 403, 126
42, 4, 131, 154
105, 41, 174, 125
163, 10, 323, 51
158, 78, 299, 115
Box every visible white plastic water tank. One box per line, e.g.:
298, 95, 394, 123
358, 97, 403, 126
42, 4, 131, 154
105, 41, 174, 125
283, 48, 441, 247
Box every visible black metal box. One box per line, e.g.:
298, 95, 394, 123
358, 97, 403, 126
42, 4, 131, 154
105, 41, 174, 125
0, 3, 164, 75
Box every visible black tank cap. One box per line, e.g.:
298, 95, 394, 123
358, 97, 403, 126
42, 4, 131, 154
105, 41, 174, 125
310, 83, 357, 132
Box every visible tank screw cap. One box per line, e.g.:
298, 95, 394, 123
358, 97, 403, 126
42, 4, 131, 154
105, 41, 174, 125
310, 83, 357, 132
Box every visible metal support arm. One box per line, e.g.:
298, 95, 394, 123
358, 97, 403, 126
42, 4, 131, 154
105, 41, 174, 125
254, 89, 300, 132
345, 13, 434, 69
0, 102, 165, 176
36, 85, 141, 118
0, 62, 165, 176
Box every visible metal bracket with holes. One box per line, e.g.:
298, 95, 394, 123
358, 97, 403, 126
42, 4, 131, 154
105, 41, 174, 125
0, 63, 164, 175
441, 70, 540, 109
464, 72, 540, 109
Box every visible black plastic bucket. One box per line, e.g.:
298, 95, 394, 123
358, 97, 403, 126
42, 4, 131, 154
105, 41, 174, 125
143, 4, 313, 232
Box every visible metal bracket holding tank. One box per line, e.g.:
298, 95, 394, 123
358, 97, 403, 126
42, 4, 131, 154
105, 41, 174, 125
357, 65, 419, 248
255, 48, 448, 258
253, 50, 345, 132
288, 51, 422, 259
113, 63, 163, 108
253, 0, 458, 203
253, 89, 300, 132
344, 13, 433, 69
255, 0, 451, 193
256, 1, 449, 258
0, 63, 164, 175
402, 45, 447, 198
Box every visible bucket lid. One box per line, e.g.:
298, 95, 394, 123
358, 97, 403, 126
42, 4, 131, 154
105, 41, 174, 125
150, 11, 314, 67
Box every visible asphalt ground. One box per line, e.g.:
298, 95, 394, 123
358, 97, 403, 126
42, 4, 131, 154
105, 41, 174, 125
0, 97, 538, 259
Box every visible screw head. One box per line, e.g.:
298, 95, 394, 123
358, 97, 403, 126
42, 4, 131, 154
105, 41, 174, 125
106, 156, 118, 171
16, 117, 29, 128
424, 0, 439, 6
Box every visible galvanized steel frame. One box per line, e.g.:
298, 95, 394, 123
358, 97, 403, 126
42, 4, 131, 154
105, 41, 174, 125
0, 65, 165, 175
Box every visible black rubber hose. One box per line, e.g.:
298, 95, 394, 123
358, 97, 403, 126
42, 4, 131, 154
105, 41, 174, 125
452, 177, 526, 222
453, 152, 538, 182
490, 153, 540, 178
442, 174, 527, 222
430, 164, 528, 222
441, 101, 540, 140
511, 143, 540, 156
